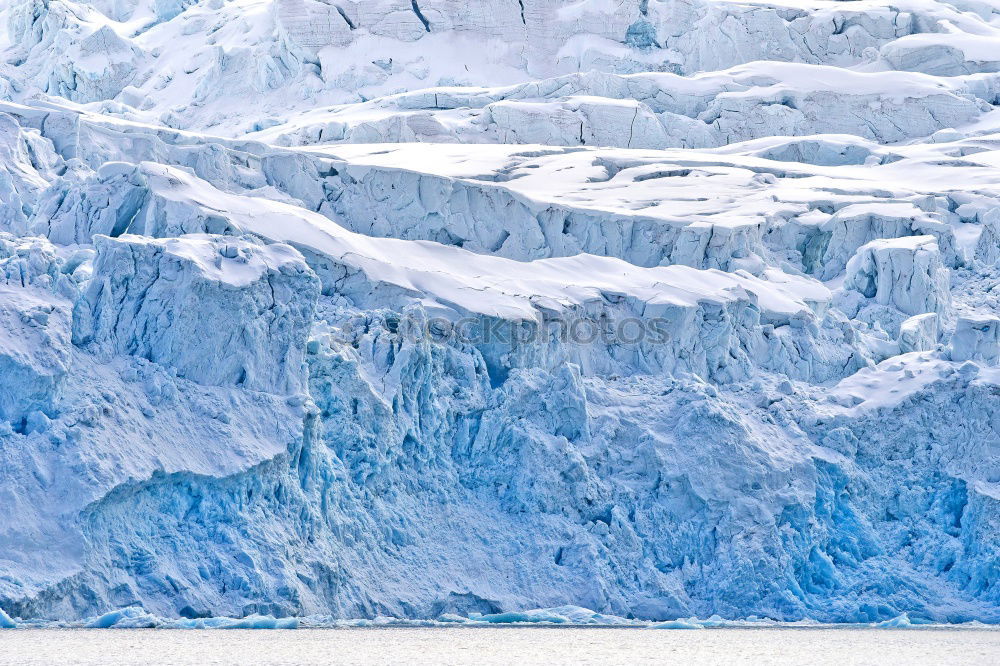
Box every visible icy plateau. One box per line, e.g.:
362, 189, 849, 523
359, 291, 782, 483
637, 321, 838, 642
0, 0, 999, 626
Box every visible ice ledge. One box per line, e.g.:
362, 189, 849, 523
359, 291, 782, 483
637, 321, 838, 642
72, 234, 320, 395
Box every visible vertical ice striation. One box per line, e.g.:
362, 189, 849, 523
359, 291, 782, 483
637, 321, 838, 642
73, 234, 320, 394
844, 236, 951, 320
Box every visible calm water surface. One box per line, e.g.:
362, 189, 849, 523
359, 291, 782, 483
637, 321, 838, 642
1, 627, 998, 665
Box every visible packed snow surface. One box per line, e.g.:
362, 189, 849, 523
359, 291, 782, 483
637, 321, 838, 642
0, 0, 999, 626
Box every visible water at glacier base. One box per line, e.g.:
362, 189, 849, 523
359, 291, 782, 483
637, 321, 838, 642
2, 626, 998, 665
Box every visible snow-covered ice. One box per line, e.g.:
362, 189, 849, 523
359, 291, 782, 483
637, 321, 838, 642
0, 0, 999, 627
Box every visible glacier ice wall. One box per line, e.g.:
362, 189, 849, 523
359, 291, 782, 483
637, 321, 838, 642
73, 234, 319, 394
0, 0, 999, 625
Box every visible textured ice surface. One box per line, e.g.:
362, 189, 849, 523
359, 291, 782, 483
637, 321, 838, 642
0, 0, 999, 627
73, 234, 320, 393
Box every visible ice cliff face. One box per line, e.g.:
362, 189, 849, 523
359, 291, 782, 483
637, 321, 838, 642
0, 0, 999, 625
73, 234, 319, 394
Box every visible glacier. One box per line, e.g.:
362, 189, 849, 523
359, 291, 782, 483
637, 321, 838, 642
0, 0, 999, 626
